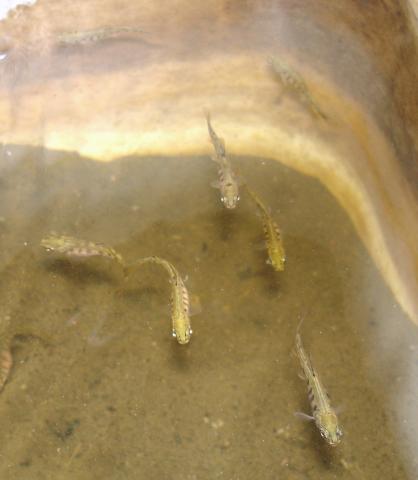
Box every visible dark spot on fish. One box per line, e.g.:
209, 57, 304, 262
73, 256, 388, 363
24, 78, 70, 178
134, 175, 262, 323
19, 459, 31, 468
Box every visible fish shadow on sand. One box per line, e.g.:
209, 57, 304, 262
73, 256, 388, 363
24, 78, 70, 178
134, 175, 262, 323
169, 339, 193, 373
260, 265, 282, 296
115, 285, 162, 305
293, 383, 342, 470
311, 427, 342, 471
212, 208, 243, 242
42, 258, 119, 286
246, 237, 283, 296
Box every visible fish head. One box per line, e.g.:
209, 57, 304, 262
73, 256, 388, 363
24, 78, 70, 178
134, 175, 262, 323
221, 183, 240, 209
269, 247, 286, 272
222, 194, 239, 209
172, 326, 192, 345
40, 234, 67, 253
172, 316, 192, 345
270, 254, 285, 271
318, 412, 343, 446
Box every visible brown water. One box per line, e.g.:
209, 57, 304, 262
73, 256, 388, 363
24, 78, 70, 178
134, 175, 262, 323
0, 150, 416, 479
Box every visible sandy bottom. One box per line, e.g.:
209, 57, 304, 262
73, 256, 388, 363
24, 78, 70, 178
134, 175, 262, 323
0, 148, 416, 479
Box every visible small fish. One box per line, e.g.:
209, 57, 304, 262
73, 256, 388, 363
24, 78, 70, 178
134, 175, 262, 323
268, 56, 327, 120
206, 113, 241, 209
40, 234, 124, 265
245, 186, 285, 271
0, 348, 12, 393
295, 324, 343, 446
57, 26, 144, 46
135, 256, 192, 345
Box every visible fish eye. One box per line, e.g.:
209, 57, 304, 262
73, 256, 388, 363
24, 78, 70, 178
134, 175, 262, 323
320, 429, 329, 439
172, 331, 177, 338
337, 428, 343, 437
189, 328, 193, 335
221, 197, 225, 203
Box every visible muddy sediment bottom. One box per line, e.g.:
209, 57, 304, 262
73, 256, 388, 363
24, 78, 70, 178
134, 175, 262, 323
0, 148, 416, 479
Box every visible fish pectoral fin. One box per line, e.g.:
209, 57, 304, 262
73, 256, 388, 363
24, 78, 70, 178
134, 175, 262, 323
297, 371, 305, 381
294, 412, 315, 422
189, 294, 202, 316
210, 180, 221, 189
334, 404, 345, 415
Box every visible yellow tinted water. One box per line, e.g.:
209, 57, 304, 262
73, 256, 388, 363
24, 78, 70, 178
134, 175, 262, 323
0, 151, 416, 479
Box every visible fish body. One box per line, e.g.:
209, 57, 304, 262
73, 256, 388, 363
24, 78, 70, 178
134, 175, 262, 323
295, 328, 343, 446
41, 234, 124, 265
245, 187, 285, 271
268, 56, 327, 120
136, 256, 192, 345
0, 348, 12, 393
57, 26, 144, 46
206, 114, 240, 209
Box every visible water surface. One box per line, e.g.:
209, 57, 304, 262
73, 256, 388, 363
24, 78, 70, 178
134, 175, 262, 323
0, 150, 416, 479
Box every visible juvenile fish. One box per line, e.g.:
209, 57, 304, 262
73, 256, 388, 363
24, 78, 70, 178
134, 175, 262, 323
206, 113, 241, 209
0, 347, 12, 393
245, 186, 285, 271
41, 234, 124, 265
134, 256, 192, 345
57, 26, 144, 46
295, 326, 343, 446
268, 56, 327, 120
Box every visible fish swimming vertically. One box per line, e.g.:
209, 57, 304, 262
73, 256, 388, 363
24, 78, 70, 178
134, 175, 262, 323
206, 113, 241, 209
57, 26, 144, 46
0, 317, 16, 394
40, 233, 124, 265
0, 347, 12, 393
295, 323, 343, 446
245, 186, 285, 271
268, 56, 327, 120
133, 256, 193, 345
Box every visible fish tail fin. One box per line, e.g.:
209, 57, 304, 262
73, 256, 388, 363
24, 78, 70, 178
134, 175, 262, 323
205, 110, 213, 135
313, 104, 328, 121
296, 316, 304, 335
